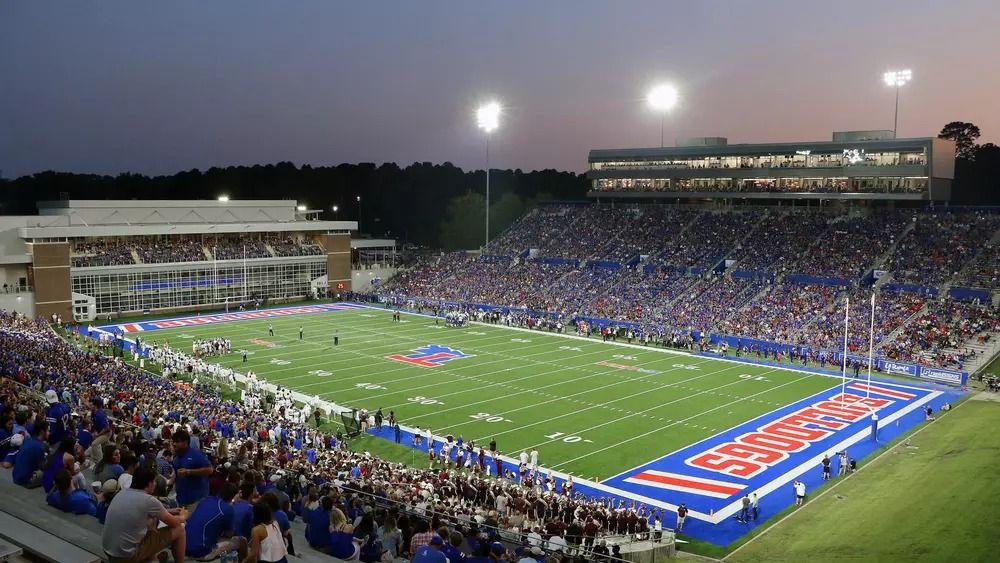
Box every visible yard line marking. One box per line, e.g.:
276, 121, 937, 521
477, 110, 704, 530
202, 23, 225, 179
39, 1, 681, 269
476, 366, 781, 444
414, 355, 724, 427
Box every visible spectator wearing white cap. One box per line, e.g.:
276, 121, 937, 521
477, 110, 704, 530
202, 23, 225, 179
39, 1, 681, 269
44, 388, 71, 446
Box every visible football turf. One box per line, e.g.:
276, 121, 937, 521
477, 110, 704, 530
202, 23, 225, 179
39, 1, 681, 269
724, 397, 1000, 563
132, 305, 839, 480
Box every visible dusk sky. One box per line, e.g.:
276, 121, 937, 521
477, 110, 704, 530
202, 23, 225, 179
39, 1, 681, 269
2, 1, 998, 179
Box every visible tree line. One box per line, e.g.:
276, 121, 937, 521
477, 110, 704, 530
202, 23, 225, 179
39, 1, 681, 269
0, 120, 995, 250
0, 163, 588, 249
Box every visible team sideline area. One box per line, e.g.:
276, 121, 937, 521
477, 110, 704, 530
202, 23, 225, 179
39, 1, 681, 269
82, 302, 965, 546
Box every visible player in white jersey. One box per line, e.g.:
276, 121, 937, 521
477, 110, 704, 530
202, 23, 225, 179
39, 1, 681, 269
530, 449, 539, 471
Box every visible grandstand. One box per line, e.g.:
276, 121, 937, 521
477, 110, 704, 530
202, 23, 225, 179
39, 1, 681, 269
0, 200, 399, 322
383, 201, 1000, 375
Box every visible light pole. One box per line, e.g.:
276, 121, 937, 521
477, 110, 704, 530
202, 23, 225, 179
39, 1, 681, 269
356, 196, 361, 233
647, 84, 678, 147
476, 101, 500, 249
883, 69, 912, 138
331, 204, 339, 219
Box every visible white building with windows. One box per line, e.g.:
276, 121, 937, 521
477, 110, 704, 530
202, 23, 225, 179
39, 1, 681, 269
0, 200, 396, 321
588, 131, 956, 201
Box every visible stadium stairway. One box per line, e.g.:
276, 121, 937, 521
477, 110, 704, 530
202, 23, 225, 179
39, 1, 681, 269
935, 333, 1000, 376
0, 469, 347, 563
871, 218, 916, 272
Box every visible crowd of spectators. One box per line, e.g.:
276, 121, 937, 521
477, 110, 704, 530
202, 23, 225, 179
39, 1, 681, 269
802, 289, 926, 353
885, 211, 1000, 286
383, 206, 1000, 366
657, 210, 756, 270
662, 276, 767, 334
211, 239, 271, 261
582, 269, 697, 326
270, 237, 324, 257
880, 299, 1000, 369
713, 283, 838, 345
72, 241, 136, 267
733, 211, 828, 273
139, 238, 208, 264
793, 212, 914, 280
71, 236, 327, 267
1, 310, 657, 562
953, 242, 1000, 290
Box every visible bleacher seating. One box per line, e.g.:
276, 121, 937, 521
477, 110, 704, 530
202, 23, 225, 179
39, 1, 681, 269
381, 204, 1000, 370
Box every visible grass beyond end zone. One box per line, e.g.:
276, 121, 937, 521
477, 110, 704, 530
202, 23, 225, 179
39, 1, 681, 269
722, 397, 1000, 563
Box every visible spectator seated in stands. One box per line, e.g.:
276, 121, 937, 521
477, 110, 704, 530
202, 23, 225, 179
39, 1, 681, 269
12, 419, 48, 488
45, 468, 98, 516
184, 482, 248, 561
102, 466, 188, 563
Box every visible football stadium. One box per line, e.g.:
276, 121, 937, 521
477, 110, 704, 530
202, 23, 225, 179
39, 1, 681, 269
2, 4, 1000, 563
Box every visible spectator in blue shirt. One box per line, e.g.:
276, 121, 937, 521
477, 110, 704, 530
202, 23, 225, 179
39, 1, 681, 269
76, 419, 94, 451
185, 482, 247, 561
232, 482, 257, 539
412, 536, 448, 563
89, 397, 111, 460
44, 390, 71, 445
171, 428, 213, 507
305, 495, 333, 552
42, 436, 77, 493
46, 469, 97, 517
13, 419, 47, 488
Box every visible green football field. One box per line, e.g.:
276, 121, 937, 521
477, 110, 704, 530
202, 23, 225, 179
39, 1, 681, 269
132, 305, 839, 479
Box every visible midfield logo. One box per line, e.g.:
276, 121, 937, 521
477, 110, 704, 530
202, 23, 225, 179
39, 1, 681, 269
385, 344, 473, 368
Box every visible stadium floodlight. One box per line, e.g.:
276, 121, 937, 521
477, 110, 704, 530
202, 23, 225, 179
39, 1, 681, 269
297, 205, 307, 212
356, 196, 362, 233
476, 101, 501, 249
647, 84, 678, 147
882, 69, 912, 137
476, 101, 501, 134
332, 204, 339, 213
217, 195, 230, 202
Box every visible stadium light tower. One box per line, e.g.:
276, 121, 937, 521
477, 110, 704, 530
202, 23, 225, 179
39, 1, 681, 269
647, 83, 678, 147
356, 196, 362, 233
476, 101, 501, 250
883, 69, 912, 137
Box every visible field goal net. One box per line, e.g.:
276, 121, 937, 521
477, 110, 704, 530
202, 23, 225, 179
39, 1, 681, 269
341, 411, 362, 437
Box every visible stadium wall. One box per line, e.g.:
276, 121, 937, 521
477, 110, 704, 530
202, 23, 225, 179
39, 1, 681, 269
321, 233, 352, 293
29, 241, 72, 319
